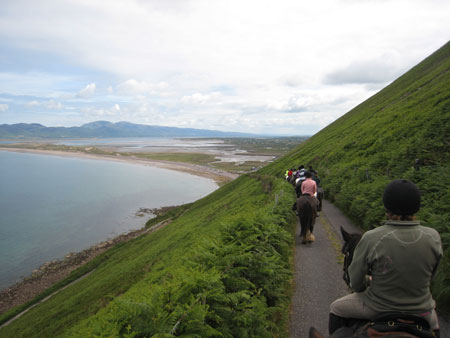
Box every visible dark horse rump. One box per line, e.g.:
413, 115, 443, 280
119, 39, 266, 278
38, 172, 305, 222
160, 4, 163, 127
296, 194, 317, 240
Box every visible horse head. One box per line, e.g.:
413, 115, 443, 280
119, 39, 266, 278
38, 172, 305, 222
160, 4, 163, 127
309, 327, 324, 338
340, 227, 362, 289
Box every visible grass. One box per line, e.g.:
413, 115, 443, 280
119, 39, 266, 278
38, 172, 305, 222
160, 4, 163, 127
132, 152, 216, 165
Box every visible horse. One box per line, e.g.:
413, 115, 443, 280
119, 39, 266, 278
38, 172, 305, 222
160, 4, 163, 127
340, 227, 362, 287
295, 178, 303, 197
308, 227, 436, 338
295, 194, 317, 244
317, 187, 324, 211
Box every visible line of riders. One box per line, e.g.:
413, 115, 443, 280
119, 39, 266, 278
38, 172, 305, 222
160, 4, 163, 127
284, 169, 443, 338
285, 165, 324, 244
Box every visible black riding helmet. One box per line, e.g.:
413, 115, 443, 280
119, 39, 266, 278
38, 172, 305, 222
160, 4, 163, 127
383, 179, 421, 215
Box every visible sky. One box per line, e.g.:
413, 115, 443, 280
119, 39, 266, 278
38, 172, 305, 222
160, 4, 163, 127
0, 0, 449, 135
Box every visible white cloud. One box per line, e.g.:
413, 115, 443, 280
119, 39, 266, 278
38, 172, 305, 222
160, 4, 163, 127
25, 99, 63, 109
324, 54, 405, 85
112, 103, 120, 112
1, 0, 450, 133
26, 100, 40, 107
77, 83, 96, 98
0, 104, 9, 112
116, 79, 169, 96
45, 100, 63, 110
181, 93, 218, 105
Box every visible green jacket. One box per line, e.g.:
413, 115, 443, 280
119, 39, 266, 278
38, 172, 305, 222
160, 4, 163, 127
349, 220, 442, 313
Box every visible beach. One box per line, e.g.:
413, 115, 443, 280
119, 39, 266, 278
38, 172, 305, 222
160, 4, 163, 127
0, 147, 237, 315
0, 147, 239, 184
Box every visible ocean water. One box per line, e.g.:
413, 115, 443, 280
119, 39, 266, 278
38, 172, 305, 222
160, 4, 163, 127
0, 151, 217, 289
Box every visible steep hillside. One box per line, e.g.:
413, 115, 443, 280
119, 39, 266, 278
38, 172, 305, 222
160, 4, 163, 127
261, 41, 450, 308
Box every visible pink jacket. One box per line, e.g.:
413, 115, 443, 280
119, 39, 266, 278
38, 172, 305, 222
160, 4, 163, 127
301, 178, 317, 196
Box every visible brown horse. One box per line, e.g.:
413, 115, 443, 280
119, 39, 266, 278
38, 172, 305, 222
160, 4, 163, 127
296, 194, 317, 244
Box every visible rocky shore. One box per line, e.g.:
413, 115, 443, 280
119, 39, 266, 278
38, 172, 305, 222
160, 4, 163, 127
0, 209, 173, 315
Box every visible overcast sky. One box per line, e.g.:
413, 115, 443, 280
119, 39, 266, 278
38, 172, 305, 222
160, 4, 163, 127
0, 0, 449, 135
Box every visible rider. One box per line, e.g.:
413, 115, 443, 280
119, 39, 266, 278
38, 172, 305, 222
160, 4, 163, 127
329, 179, 443, 336
296, 165, 307, 182
295, 165, 307, 195
301, 171, 317, 197
312, 170, 321, 187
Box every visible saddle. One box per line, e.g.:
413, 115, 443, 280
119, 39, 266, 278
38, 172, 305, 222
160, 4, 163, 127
354, 312, 435, 338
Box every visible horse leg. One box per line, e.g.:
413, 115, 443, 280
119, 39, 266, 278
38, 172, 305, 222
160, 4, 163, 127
295, 184, 301, 198
306, 218, 316, 243
299, 216, 308, 243
299, 209, 310, 243
307, 229, 315, 242
301, 212, 315, 243
306, 198, 318, 243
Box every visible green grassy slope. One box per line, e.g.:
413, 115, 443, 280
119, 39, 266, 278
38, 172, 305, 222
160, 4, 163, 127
260, 41, 450, 309
0, 175, 296, 337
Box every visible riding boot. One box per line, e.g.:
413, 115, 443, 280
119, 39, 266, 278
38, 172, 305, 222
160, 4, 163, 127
329, 313, 347, 335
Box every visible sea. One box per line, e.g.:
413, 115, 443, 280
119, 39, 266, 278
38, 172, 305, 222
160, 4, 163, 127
0, 150, 218, 290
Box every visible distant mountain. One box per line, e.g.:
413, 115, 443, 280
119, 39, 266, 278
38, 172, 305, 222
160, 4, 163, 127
0, 121, 257, 139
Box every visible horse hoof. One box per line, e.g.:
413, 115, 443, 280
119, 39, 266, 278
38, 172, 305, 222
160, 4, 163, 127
308, 233, 316, 243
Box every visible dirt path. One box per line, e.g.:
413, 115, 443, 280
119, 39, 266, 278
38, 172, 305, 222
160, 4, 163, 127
289, 200, 449, 337
289, 200, 355, 337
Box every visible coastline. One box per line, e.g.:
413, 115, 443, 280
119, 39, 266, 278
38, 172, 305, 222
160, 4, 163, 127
0, 147, 238, 185
0, 215, 172, 316
0, 148, 238, 316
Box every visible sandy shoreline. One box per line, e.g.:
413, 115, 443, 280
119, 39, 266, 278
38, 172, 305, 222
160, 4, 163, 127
0, 147, 238, 184
0, 148, 238, 316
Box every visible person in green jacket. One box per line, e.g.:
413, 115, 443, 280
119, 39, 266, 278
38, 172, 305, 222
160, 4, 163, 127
329, 179, 443, 336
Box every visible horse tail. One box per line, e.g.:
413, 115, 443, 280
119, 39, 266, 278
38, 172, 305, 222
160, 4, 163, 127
298, 196, 314, 237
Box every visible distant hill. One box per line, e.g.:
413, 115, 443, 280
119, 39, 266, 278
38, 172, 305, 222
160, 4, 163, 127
0, 121, 257, 139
